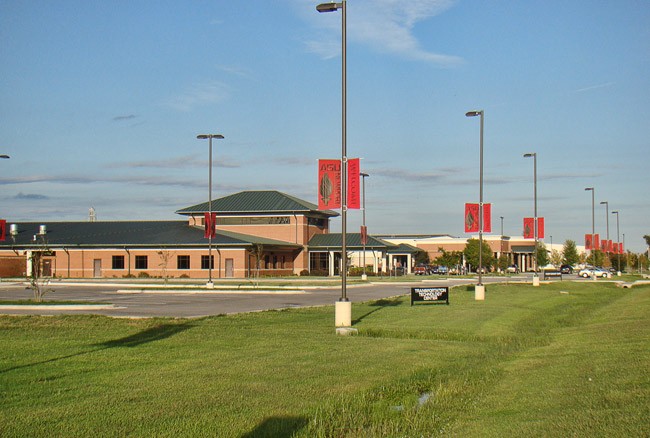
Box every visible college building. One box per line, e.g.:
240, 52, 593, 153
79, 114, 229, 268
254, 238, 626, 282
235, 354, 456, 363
0, 190, 545, 279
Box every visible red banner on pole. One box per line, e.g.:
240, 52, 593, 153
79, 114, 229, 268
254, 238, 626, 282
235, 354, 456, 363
523, 218, 534, 239
613, 242, 619, 254
619, 242, 624, 254
465, 203, 479, 233
594, 234, 600, 252
585, 234, 593, 250
204, 212, 217, 239
482, 203, 492, 233
537, 217, 544, 239
360, 225, 368, 245
318, 159, 341, 210
347, 158, 360, 209
0, 219, 6, 242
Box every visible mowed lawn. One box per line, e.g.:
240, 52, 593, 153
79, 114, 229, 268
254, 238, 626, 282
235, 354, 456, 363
1, 282, 648, 437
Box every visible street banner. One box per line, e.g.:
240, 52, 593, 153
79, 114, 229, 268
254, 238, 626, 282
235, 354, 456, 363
347, 158, 360, 209
594, 234, 600, 252
523, 217, 534, 239
482, 203, 492, 233
0, 219, 6, 241
537, 217, 545, 239
318, 159, 341, 210
204, 212, 217, 239
465, 203, 479, 233
613, 242, 619, 254
619, 242, 624, 254
608, 240, 613, 253
360, 225, 368, 245
585, 234, 593, 250
601, 239, 608, 252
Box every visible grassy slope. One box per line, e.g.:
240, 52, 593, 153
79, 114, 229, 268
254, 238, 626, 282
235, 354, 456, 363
1, 282, 648, 437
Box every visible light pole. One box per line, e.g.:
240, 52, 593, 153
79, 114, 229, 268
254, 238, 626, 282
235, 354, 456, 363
524, 153, 539, 286
197, 134, 224, 288
466, 109, 485, 299
360, 172, 369, 280
500, 216, 504, 262
585, 187, 595, 270
600, 201, 609, 254
612, 210, 621, 275
317, 0, 352, 329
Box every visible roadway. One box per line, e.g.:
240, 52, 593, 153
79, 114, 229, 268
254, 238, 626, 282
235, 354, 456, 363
0, 274, 564, 318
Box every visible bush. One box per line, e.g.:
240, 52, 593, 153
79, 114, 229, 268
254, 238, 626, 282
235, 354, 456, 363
137, 272, 150, 278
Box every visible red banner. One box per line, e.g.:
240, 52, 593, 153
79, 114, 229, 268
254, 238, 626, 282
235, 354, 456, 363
347, 158, 360, 209
613, 242, 619, 254
318, 159, 341, 210
619, 242, 624, 254
0, 219, 6, 242
537, 217, 544, 239
594, 234, 600, 252
523, 218, 534, 239
465, 203, 479, 232
482, 203, 492, 233
465, 203, 491, 233
601, 239, 608, 252
204, 212, 217, 239
360, 225, 368, 245
585, 234, 593, 250
607, 240, 613, 253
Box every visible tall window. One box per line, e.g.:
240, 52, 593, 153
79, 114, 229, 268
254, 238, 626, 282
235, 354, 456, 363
201, 255, 214, 270
177, 255, 190, 270
135, 255, 148, 270
112, 255, 125, 270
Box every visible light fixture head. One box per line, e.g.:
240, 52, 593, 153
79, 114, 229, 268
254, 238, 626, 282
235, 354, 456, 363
197, 134, 224, 140
317, 2, 340, 12
585, 187, 594, 191
523, 153, 535, 158
465, 110, 483, 117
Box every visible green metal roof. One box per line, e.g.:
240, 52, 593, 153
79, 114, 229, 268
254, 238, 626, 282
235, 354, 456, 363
308, 233, 395, 250
176, 190, 339, 217
0, 221, 299, 249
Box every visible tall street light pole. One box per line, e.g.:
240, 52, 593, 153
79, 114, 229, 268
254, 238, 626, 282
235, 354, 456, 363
524, 153, 539, 286
466, 110, 485, 300
585, 187, 595, 270
612, 210, 621, 275
197, 134, 224, 288
317, 1, 353, 330
600, 200, 609, 252
360, 172, 369, 280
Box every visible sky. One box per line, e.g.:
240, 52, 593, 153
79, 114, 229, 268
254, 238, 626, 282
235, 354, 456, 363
1, 0, 649, 252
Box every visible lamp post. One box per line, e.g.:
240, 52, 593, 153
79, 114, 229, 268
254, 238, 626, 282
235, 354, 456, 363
465, 109, 485, 300
585, 187, 595, 271
612, 210, 621, 275
197, 134, 224, 288
523, 153, 539, 286
317, 0, 353, 329
360, 172, 369, 280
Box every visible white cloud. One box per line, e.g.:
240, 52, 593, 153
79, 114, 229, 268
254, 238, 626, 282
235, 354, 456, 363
164, 81, 230, 112
302, 0, 463, 65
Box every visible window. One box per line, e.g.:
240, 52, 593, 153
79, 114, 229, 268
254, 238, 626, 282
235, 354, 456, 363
177, 255, 190, 270
112, 255, 125, 270
216, 216, 290, 225
201, 255, 214, 270
135, 255, 148, 270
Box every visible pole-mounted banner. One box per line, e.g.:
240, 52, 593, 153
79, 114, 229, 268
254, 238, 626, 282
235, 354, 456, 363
347, 158, 360, 209
465, 203, 491, 233
0, 219, 6, 241
204, 212, 217, 239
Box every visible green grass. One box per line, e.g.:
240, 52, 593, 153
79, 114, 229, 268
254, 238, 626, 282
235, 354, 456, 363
1, 282, 648, 437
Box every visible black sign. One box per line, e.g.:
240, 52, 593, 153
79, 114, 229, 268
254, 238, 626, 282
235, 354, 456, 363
543, 270, 562, 280
411, 287, 449, 306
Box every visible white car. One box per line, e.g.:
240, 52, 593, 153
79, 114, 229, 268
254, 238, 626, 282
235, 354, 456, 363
578, 268, 611, 278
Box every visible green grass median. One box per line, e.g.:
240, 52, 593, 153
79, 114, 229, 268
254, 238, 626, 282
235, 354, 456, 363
1, 282, 648, 437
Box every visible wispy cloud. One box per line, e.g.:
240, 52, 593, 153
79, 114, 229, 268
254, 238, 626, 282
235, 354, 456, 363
572, 82, 615, 93
0, 174, 205, 189
303, 0, 463, 66
108, 154, 240, 170
112, 114, 137, 122
164, 81, 230, 112
14, 192, 49, 200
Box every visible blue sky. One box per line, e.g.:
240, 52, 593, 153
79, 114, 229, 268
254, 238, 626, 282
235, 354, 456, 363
1, 0, 649, 252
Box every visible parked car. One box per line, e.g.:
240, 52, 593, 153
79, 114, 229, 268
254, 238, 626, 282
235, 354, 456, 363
414, 264, 428, 275
578, 267, 611, 278
505, 265, 519, 274
437, 265, 449, 275
560, 265, 574, 274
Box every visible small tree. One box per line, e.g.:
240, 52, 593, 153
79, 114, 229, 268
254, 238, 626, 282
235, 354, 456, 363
433, 247, 462, 268
157, 248, 175, 284
463, 239, 495, 271
497, 253, 510, 271
536, 242, 549, 268
249, 243, 265, 286
27, 234, 54, 302
414, 249, 429, 265
562, 240, 580, 266
550, 248, 563, 267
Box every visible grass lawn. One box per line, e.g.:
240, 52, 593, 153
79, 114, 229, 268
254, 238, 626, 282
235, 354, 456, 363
1, 282, 648, 437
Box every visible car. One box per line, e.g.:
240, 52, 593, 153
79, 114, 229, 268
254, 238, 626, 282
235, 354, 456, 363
560, 265, 574, 274
437, 265, 449, 275
505, 265, 519, 274
578, 267, 611, 278
414, 264, 428, 275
